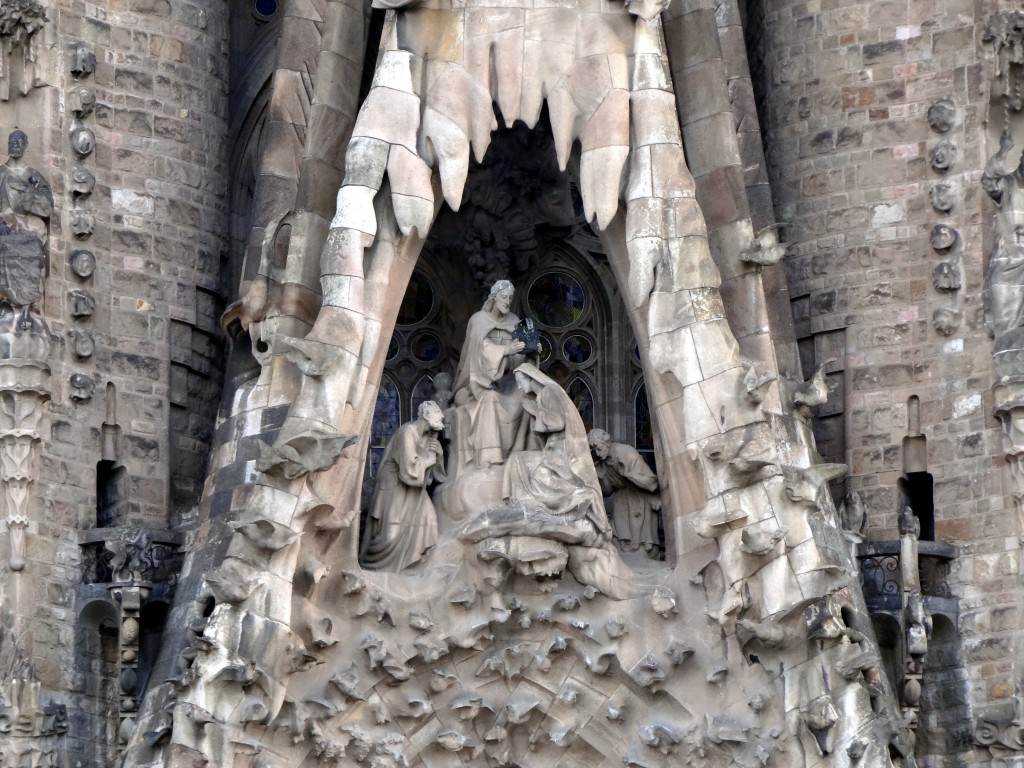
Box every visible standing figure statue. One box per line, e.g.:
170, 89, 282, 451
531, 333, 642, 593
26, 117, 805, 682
360, 401, 446, 572
0, 129, 52, 242
451, 280, 531, 472
0, 129, 51, 318
588, 428, 662, 558
982, 128, 1024, 337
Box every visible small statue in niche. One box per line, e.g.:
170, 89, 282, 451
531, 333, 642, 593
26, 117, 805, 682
982, 128, 1024, 337
587, 428, 662, 559
359, 401, 446, 572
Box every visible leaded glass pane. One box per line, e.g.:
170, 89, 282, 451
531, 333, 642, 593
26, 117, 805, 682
566, 377, 595, 431
527, 272, 585, 328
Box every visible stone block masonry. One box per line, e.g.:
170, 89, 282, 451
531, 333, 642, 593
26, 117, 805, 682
752, 0, 1002, 757
0, 1, 231, 765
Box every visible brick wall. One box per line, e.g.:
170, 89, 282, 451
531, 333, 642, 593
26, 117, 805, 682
10, 0, 231, 762
751, 0, 1006, 757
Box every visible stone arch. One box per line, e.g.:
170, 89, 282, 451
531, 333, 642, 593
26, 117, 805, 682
72, 598, 120, 767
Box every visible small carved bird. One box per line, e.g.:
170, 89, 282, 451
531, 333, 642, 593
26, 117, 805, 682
229, 518, 300, 551
606, 704, 626, 722
330, 663, 363, 700
450, 693, 484, 721
793, 358, 836, 408
650, 587, 678, 618
740, 524, 788, 556
204, 562, 262, 604
639, 723, 681, 753
665, 640, 694, 666
408, 610, 435, 632
743, 364, 776, 404
394, 693, 432, 719
429, 669, 456, 693
413, 634, 449, 663
436, 730, 471, 752
736, 617, 787, 648
506, 696, 540, 724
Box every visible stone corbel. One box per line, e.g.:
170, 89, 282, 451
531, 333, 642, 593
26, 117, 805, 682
5, 512, 27, 571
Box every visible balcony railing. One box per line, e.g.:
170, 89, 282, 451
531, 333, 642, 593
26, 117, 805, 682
857, 540, 957, 614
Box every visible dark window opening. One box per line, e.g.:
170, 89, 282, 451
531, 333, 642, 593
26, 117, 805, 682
96, 460, 128, 528
137, 602, 169, 699
903, 471, 935, 541
253, 0, 278, 21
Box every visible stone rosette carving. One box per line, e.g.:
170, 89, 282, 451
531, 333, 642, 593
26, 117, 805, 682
927, 98, 956, 133
929, 223, 958, 252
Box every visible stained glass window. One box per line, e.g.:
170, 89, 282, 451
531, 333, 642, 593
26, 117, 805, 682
634, 383, 656, 472
411, 374, 436, 418
253, 0, 278, 20
527, 272, 585, 328
369, 374, 401, 478
566, 377, 595, 431
562, 334, 593, 364
397, 271, 435, 326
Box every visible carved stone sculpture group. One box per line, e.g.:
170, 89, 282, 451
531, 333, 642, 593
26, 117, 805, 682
144, 0, 919, 763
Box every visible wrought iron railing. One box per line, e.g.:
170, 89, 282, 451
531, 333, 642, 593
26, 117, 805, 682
856, 540, 957, 601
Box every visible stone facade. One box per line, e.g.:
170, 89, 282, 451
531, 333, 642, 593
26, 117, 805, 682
0, 0, 1022, 766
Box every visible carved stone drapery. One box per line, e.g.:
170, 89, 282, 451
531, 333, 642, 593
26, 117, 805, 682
0, 0, 47, 101
0, 678, 68, 768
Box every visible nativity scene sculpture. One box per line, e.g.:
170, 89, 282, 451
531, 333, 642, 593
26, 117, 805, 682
131, 0, 918, 763
361, 287, 636, 601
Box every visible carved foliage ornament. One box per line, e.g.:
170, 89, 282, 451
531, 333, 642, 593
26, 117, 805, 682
983, 11, 1024, 109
